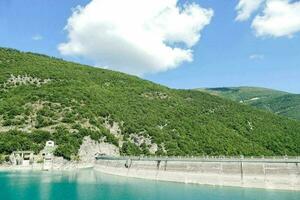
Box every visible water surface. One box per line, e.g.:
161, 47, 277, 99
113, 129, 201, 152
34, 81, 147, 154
0, 170, 299, 200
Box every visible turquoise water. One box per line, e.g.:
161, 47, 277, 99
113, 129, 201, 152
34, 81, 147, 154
0, 170, 299, 200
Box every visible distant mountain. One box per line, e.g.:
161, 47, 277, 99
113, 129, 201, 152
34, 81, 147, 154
198, 87, 300, 120
1, 48, 300, 160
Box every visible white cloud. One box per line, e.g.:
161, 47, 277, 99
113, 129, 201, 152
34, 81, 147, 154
249, 54, 264, 60
236, 0, 300, 38
32, 34, 43, 41
58, 0, 213, 76
252, 0, 300, 37
235, 0, 264, 21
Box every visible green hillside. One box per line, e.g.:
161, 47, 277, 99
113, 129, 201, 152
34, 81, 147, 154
252, 94, 300, 120
0, 48, 300, 160
199, 87, 300, 120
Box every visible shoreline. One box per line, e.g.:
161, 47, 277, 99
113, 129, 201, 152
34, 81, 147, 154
0, 163, 94, 172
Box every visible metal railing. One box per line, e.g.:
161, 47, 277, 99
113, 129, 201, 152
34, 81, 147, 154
95, 155, 300, 163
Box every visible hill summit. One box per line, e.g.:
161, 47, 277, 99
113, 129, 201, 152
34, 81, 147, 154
0, 48, 299, 160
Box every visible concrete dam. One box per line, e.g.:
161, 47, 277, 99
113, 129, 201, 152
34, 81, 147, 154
94, 156, 300, 191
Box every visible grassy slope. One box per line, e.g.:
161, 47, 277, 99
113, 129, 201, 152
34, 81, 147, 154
199, 87, 300, 120
197, 87, 287, 102
0, 48, 300, 159
252, 94, 300, 120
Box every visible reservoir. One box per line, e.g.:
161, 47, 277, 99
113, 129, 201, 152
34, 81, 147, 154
0, 169, 299, 200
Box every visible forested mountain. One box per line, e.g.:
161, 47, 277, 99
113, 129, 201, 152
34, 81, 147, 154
199, 87, 300, 120
0, 48, 299, 160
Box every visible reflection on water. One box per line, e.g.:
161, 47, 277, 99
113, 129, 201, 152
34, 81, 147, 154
0, 169, 299, 200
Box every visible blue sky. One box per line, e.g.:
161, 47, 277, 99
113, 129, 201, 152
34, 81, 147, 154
0, 0, 299, 93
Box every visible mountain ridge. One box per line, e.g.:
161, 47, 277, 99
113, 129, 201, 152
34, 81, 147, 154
198, 87, 300, 120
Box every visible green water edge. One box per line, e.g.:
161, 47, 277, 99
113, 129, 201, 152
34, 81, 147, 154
0, 169, 299, 200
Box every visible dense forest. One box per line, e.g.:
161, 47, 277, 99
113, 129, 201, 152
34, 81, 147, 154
0, 48, 299, 160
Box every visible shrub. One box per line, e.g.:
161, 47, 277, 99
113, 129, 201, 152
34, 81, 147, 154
0, 154, 5, 164
54, 144, 77, 161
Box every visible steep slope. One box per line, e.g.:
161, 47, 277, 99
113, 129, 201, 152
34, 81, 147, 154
199, 87, 300, 120
0, 48, 300, 160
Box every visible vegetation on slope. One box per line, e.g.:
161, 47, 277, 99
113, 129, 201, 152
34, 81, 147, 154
0, 48, 300, 160
252, 94, 300, 120
199, 87, 300, 120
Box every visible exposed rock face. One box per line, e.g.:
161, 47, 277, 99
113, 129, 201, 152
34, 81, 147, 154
1, 74, 51, 89
104, 120, 122, 138
104, 120, 124, 147
129, 133, 158, 154
141, 91, 169, 100
78, 136, 120, 163
149, 143, 158, 154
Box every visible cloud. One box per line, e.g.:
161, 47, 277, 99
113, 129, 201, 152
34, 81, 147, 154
235, 0, 264, 21
58, 0, 213, 76
32, 34, 43, 41
236, 0, 300, 38
252, 0, 300, 37
249, 54, 264, 60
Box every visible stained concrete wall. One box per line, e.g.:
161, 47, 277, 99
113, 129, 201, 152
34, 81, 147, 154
95, 159, 300, 191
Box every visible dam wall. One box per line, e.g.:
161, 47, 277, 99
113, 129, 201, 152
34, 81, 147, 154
94, 157, 300, 191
